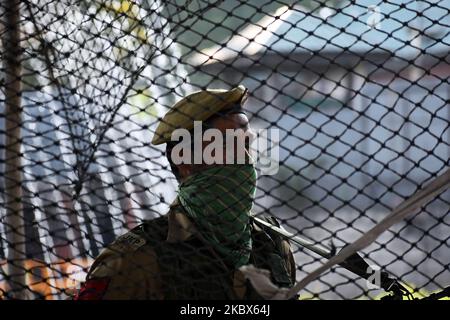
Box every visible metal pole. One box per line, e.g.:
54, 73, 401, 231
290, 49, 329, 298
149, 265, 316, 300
2, 0, 27, 299
252, 216, 334, 258
252, 216, 407, 295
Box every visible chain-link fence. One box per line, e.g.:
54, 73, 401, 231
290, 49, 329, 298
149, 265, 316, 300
0, 0, 449, 300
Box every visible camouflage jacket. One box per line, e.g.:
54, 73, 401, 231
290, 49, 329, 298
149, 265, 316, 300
74, 199, 296, 300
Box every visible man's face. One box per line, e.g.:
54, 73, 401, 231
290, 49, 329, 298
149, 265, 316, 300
174, 111, 256, 179
204, 111, 256, 165
211, 112, 250, 132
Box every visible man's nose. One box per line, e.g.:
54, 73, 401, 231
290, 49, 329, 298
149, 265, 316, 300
246, 127, 257, 144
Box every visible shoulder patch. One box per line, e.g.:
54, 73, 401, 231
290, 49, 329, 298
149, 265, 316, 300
112, 232, 147, 252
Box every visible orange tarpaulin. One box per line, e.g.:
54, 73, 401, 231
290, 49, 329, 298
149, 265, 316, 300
0, 258, 93, 300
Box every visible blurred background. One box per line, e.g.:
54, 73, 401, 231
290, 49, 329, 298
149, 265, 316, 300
0, 0, 449, 299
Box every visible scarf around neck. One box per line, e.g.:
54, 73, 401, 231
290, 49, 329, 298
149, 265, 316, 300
177, 164, 257, 268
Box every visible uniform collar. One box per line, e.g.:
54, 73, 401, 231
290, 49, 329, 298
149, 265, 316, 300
166, 198, 198, 243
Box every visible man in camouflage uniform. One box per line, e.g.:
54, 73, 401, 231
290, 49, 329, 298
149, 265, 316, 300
75, 85, 296, 300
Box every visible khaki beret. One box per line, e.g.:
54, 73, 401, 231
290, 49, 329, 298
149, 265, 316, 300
151, 85, 248, 145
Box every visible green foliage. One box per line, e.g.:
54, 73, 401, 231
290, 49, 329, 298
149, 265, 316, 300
127, 87, 158, 120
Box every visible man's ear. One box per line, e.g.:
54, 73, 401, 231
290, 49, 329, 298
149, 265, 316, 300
176, 163, 193, 180
166, 144, 181, 181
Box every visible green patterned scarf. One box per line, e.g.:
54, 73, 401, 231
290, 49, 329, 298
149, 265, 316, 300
177, 164, 257, 268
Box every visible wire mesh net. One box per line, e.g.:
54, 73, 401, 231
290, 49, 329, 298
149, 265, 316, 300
0, 0, 449, 300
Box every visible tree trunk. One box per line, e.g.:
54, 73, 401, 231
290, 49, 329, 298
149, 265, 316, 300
2, 0, 27, 299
